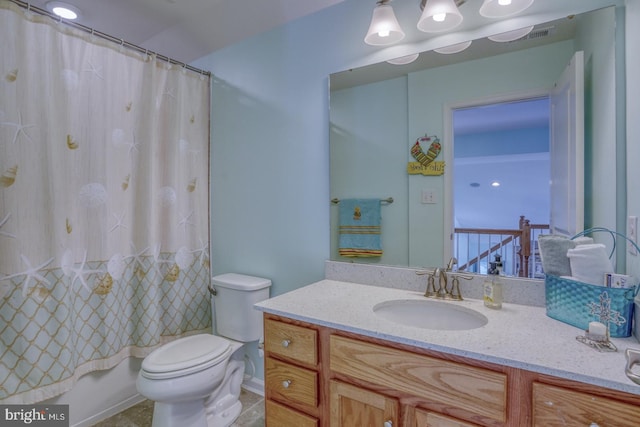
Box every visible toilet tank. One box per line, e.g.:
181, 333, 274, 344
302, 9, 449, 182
211, 273, 271, 342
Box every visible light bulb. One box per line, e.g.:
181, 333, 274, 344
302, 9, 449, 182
52, 6, 77, 19
433, 13, 446, 22
499, 0, 511, 5
379, 29, 390, 37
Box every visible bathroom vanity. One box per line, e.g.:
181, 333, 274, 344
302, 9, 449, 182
256, 280, 640, 427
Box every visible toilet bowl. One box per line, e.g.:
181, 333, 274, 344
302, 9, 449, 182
136, 334, 243, 427
136, 273, 271, 427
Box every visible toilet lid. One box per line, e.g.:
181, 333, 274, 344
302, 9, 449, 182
142, 334, 231, 376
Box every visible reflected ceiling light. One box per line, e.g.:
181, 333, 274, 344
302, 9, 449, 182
387, 53, 420, 65
491, 181, 501, 187
434, 40, 472, 54
46, 1, 81, 20
488, 25, 534, 42
479, 0, 534, 18
364, 0, 406, 46
417, 0, 464, 33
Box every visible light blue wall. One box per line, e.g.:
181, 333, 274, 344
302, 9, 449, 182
191, 0, 625, 296
330, 77, 410, 266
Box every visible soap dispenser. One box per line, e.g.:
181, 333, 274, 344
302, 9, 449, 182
494, 254, 503, 276
483, 262, 503, 309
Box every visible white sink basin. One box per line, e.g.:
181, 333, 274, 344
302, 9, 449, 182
373, 299, 488, 331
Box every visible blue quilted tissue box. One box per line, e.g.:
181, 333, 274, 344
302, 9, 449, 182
545, 274, 637, 337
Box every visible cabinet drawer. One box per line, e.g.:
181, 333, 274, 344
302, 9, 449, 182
266, 357, 318, 410
414, 408, 480, 427
266, 399, 318, 427
330, 335, 507, 423
532, 382, 640, 427
265, 318, 318, 366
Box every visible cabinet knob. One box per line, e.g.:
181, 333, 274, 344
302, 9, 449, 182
282, 379, 292, 389
589, 424, 600, 427
281, 339, 291, 348
384, 421, 393, 427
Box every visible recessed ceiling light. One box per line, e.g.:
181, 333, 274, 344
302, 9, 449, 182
46, 2, 81, 20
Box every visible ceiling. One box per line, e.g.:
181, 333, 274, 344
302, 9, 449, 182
24, 0, 345, 63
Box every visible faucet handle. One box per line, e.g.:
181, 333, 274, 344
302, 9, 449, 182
447, 273, 472, 301
424, 273, 437, 297
448, 276, 462, 300
446, 257, 457, 271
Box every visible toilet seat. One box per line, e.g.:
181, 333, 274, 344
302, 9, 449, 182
141, 334, 231, 380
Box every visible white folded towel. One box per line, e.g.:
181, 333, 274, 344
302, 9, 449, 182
566, 243, 614, 286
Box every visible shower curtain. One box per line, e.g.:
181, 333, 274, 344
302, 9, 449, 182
0, 1, 211, 403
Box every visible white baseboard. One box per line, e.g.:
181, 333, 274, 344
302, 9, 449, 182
242, 377, 264, 397
71, 393, 147, 427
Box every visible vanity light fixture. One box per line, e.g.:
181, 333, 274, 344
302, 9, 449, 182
364, 0, 406, 46
46, 1, 81, 20
434, 40, 472, 54
479, 0, 534, 18
488, 25, 534, 42
387, 53, 420, 65
417, 0, 464, 33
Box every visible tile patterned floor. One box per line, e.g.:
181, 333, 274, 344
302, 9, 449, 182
92, 389, 264, 426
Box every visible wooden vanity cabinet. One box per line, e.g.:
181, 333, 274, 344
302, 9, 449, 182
263, 314, 640, 427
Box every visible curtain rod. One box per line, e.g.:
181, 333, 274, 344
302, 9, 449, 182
7, 0, 211, 77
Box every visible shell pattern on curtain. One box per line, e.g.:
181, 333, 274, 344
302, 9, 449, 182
0, 2, 211, 403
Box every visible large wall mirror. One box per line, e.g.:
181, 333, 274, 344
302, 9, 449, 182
330, 6, 623, 275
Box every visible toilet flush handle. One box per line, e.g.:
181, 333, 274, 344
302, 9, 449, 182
207, 284, 216, 296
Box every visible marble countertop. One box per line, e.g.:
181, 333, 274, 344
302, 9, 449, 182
255, 279, 640, 396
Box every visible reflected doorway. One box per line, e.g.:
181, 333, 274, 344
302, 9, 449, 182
452, 97, 550, 275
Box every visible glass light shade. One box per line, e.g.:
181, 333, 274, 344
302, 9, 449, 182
488, 26, 534, 42
479, 0, 534, 18
434, 40, 472, 54
417, 0, 463, 33
364, 3, 405, 46
387, 53, 420, 65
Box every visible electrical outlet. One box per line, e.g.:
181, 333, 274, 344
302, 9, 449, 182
421, 189, 437, 204
628, 216, 638, 256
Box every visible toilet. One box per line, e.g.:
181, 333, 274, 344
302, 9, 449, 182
136, 273, 271, 427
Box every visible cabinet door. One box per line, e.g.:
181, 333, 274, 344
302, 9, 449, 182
414, 408, 480, 427
330, 380, 398, 427
533, 382, 640, 427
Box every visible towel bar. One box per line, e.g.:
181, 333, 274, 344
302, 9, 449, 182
331, 197, 393, 205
